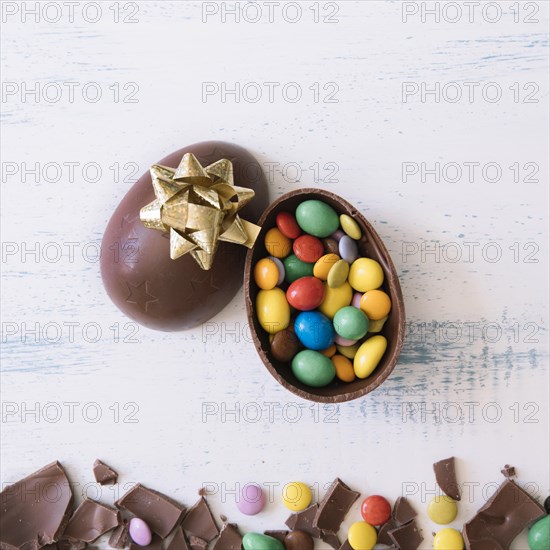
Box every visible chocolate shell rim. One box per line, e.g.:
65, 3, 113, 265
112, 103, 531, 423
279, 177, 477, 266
244, 188, 406, 403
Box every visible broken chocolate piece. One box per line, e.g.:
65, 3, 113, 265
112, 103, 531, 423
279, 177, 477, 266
57, 540, 85, 550
321, 530, 341, 549
313, 478, 360, 533
188, 536, 208, 550
212, 523, 242, 550
181, 497, 219, 542
116, 483, 185, 538
389, 519, 423, 549
264, 530, 288, 542
463, 478, 545, 550
433, 456, 461, 501
64, 499, 120, 542
167, 528, 191, 550
92, 459, 118, 485
378, 518, 397, 545
109, 520, 130, 549
338, 540, 352, 550
393, 496, 418, 526
500, 464, 516, 478
130, 534, 163, 550
285, 503, 321, 538
0, 461, 74, 549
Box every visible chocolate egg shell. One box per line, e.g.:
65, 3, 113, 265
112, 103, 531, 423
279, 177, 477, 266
244, 189, 405, 403
101, 141, 268, 331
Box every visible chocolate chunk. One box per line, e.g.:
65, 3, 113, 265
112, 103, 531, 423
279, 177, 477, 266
463, 478, 545, 549
313, 478, 360, 533
389, 519, 423, 549
338, 540, 352, 550
544, 495, 550, 514
188, 536, 208, 550
264, 530, 288, 542
285, 530, 314, 550
64, 499, 120, 542
130, 534, 163, 550
378, 518, 397, 545
181, 497, 219, 542
433, 456, 461, 501
92, 459, 118, 485
500, 464, 516, 478
116, 483, 185, 538
109, 520, 130, 549
320, 530, 340, 549
393, 496, 418, 526
58, 540, 86, 550
167, 527, 191, 550
0, 461, 74, 549
212, 523, 242, 550
285, 503, 321, 538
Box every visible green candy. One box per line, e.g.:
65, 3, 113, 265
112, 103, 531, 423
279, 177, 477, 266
295, 200, 340, 238
529, 515, 550, 550
292, 350, 336, 387
333, 306, 369, 340
284, 254, 314, 283
242, 533, 285, 550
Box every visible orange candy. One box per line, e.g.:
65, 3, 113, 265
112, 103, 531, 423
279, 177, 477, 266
254, 258, 279, 290
321, 344, 337, 358
264, 228, 292, 258
332, 354, 355, 382
359, 289, 391, 321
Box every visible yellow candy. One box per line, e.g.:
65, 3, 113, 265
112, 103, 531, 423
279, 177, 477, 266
340, 214, 362, 240
332, 354, 355, 382
319, 281, 353, 319
348, 521, 377, 550
256, 288, 290, 334
264, 227, 292, 258
282, 482, 312, 511
349, 258, 384, 292
313, 253, 340, 280
354, 335, 387, 378
427, 495, 458, 525
336, 342, 360, 359
360, 289, 391, 321
367, 316, 388, 333
254, 258, 279, 290
434, 528, 464, 550
327, 259, 350, 288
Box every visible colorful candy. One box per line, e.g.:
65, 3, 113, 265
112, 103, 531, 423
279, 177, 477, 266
529, 516, 550, 550
286, 277, 325, 311
327, 259, 350, 288
427, 495, 458, 525
237, 483, 266, 516
360, 495, 391, 526
313, 253, 340, 280
256, 288, 290, 334
294, 311, 334, 350
276, 211, 301, 239
319, 281, 353, 319
242, 533, 284, 550
360, 290, 391, 321
128, 518, 152, 546
293, 235, 324, 263
284, 254, 314, 283
282, 482, 312, 511
270, 330, 300, 362
334, 306, 369, 341
340, 214, 362, 239
332, 355, 355, 382
254, 258, 280, 290
267, 256, 286, 285
292, 350, 336, 387
433, 528, 464, 550
295, 200, 340, 237
348, 521, 377, 550
264, 227, 292, 258
349, 258, 384, 292
354, 336, 387, 378
339, 235, 359, 263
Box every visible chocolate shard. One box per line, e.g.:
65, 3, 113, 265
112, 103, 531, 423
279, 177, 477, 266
338, 540, 352, 550
321, 530, 341, 549
264, 530, 288, 542
92, 459, 118, 485
212, 523, 242, 550
0, 461, 74, 549
109, 520, 130, 549
433, 456, 461, 501
167, 527, 191, 550
63, 499, 120, 542
389, 519, 423, 549
130, 534, 163, 550
393, 496, 418, 526
500, 464, 516, 478
116, 483, 186, 538
57, 540, 86, 550
285, 503, 321, 538
313, 478, 360, 533
188, 536, 208, 550
463, 478, 545, 550
181, 497, 219, 542
378, 518, 397, 545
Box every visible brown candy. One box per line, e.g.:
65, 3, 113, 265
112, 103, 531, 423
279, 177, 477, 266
323, 238, 340, 255
270, 329, 300, 362
101, 141, 268, 331
284, 530, 314, 550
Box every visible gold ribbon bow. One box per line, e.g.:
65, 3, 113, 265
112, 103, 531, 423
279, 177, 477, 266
140, 153, 260, 270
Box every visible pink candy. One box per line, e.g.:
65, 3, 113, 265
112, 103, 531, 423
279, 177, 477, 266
236, 483, 266, 515
129, 517, 152, 546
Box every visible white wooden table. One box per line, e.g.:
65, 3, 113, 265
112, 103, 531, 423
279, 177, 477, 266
1, 1, 548, 548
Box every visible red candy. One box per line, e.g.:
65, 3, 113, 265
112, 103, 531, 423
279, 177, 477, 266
361, 495, 391, 526
293, 235, 324, 263
286, 277, 326, 311
276, 211, 301, 239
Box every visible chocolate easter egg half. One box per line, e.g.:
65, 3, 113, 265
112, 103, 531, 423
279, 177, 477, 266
101, 141, 268, 331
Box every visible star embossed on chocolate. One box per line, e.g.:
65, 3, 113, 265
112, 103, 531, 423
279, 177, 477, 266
125, 280, 158, 312
189, 271, 221, 305
120, 211, 139, 229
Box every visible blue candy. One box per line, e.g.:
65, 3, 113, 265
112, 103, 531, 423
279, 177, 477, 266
294, 311, 335, 351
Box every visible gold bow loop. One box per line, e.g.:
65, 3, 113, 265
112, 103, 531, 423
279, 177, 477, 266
140, 153, 261, 270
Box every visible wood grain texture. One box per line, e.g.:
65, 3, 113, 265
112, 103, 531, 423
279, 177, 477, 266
1, 2, 548, 548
